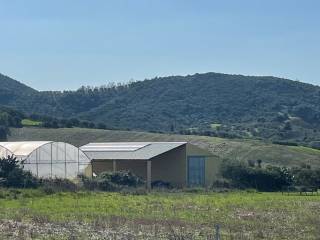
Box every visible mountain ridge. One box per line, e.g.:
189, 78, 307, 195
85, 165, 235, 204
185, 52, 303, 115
1, 72, 320, 146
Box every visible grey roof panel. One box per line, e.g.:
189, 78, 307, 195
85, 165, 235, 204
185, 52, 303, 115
80, 142, 187, 160
81, 142, 150, 152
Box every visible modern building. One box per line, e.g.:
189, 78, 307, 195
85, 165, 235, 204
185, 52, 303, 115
80, 142, 220, 188
0, 141, 91, 179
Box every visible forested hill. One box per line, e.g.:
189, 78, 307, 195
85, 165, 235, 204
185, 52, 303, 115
1, 72, 320, 146
0, 73, 37, 106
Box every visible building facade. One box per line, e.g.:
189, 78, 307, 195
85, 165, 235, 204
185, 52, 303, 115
81, 142, 220, 188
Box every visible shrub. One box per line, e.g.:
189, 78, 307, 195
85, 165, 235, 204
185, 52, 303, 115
272, 141, 298, 146
95, 174, 118, 191
97, 171, 144, 187
184, 187, 206, 193
212, 178, 232, 189
0, 155, 38, 188
6, 168, 38, 188
78, 174, 99, 190
291, 167, 320, 188
221, 160, 293, 191
0, 125, 9, 141
39, 178, 78, 194
152, 180, 172, 189
79, 171, 145, 191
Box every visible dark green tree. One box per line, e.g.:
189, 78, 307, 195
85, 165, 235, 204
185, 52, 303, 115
0, 125, 8, 141
0, 155, 38, 188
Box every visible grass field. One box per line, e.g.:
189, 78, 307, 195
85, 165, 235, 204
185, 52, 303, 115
0, 189, 319, 239
21, 119, 42, 127
210, 123, 222, 130
9, 127, 320, 168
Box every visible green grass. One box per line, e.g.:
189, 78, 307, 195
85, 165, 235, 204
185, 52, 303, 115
9, 127, 320, 168
21, 119, 42, 126
0, 189, 319, 239
210, 123, 222, 129
290, 145, 320, 155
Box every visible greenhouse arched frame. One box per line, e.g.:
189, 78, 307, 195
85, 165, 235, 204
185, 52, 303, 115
0, 141, 91, 179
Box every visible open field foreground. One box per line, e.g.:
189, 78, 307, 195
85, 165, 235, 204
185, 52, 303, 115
0, 189, 319, 239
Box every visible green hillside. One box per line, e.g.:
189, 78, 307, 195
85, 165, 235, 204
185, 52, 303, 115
0, 73, 38, 107
0, 106, 25, 140
2, 72, 320, 146
0, 73, 36, 94
9, 127, 320, 168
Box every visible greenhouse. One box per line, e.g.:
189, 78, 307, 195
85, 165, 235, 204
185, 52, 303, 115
0, 141, 91, 179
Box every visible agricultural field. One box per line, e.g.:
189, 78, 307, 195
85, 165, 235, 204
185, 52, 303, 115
9, 127, 320, 168
21, 119, 42, 127
0, 189, 319, 239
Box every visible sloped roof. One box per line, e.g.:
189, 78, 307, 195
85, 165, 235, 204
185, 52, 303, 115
0, 141, 52, 158
80, 142, 187, 160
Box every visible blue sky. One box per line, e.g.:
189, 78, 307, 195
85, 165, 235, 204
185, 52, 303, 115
0, 0, 319, 90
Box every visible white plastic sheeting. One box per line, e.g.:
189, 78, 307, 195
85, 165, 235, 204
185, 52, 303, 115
0, 141, 91, 179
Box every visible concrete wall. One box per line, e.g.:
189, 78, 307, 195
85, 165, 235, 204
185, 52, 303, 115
84, 164, 93, 177
150, 144, 186, 187
92, 160, 113, 175
116, 160, 147, 179
205, 155, 221, 186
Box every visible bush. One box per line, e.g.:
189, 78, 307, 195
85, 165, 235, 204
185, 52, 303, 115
95, 174, 118, 191
97, 171, 144, 187
79, 171, 145, 191
272, 141, 298, 146
39, 178, 78, 194
291, 167, 320, 188
152, 180, 172, 189
78, 174, 99, 191
0, 125, 8, 141
184, 187, 207, 193
212, 178, 232, 188
221, 160, 293, 191
0, 155, 38, 188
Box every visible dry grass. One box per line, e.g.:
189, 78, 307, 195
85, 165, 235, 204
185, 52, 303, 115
9, 127, 320, 168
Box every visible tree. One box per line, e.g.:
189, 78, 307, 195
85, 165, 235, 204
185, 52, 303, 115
247, 160, 255, 167
257, 159, 262, 168
0, 125, 8, 141
170, 123, 175, 132
69, 118, 80, 127
0, 112, 9, 126
283, 122, 292, 131
0, 155, 38, 188
97, 123, 107, 129
221, 160, 293, 191
291, 167, 320, 187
